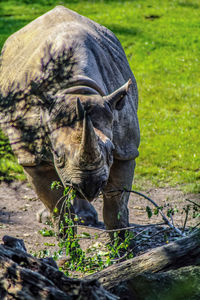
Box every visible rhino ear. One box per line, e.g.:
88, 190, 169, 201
103, 79, 132, 111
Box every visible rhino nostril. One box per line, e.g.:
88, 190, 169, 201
71, 183, 80, 192
101, 180, 107, 188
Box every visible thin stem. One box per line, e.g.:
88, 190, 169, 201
186, 198, 200, 208
106, 189, 185, 237
182, 205, 190, 233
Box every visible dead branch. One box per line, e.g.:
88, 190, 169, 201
0, 236, 117, 300
186, 198, 200, 208
107, 189, 186, 237
86, 229, 200, 290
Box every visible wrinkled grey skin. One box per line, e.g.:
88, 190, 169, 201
0, 6, 140, 235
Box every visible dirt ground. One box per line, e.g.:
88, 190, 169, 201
0, 180, 199, 258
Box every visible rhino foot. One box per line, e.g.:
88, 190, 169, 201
73, 197, 99, 226
36, 199, 101, 228
36, 206, 51, 224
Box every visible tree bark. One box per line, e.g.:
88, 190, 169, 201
1, 231, 200, 300
0, 236, 117, 300
86, 230, 200, 299
126, 266, 200, 300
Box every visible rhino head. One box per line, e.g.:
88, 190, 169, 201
42, 79, 131, 201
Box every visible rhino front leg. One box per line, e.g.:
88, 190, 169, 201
103, 159, 135, 240
73, 197, 99, 226
23, 163, 70, 226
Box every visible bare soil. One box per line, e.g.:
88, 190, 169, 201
0, 181, 199, 257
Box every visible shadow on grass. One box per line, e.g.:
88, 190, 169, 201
178, 1, 199, 9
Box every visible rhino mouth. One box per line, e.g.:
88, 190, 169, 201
72, 180, 107, 202
77, 188, 100, 202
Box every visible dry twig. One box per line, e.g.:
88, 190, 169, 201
186, 198, 200, 208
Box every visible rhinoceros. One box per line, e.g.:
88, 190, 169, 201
0, 6, 140, 236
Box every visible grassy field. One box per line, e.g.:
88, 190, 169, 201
0, 0, 199, 193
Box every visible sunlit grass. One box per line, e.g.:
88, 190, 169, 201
0, 0, 199, 192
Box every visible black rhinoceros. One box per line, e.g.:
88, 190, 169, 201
0, 6, 140, 236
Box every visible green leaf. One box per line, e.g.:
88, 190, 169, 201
51, 181, 61, 190
81, 232, 91, 238
154, 207, 159, 215
117, 212, 121, 220
146, 206, 152, 219
53, 207, 58, 213
39, 228, 55, 237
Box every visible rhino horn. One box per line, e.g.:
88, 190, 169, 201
76, 97, 84, 121
79, 112, 101, 164
103, 79, 132, 110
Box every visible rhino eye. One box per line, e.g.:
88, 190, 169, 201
54, 149, 65, 168
107, 151, 113, 166
56, 155, 65, 168
105, 101, 113, 113
106, 143, 114, 166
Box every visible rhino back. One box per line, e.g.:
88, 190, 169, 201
0, 6, 139, 164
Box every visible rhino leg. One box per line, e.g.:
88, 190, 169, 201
103, 159, 135, 240
23, 163, 71, 226
24, 164, 99, 228
73, 197, 98, 226
36, 205, 50, 224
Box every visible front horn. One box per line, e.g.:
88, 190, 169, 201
79, 112, 101, 164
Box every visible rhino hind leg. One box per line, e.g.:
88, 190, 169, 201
103, 159, 136, 241
23, 163, 68, 226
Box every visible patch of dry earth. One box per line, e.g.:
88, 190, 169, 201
0, 181, 199, 256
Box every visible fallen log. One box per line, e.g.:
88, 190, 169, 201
125, 265, 200, 300
86, 229, 200, 299
0, 236, 117, 300
1, 231, 200, 300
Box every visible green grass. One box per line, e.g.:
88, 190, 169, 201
0, 0, 199, 192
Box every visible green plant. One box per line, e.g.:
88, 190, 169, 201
39, 183, 135, 276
